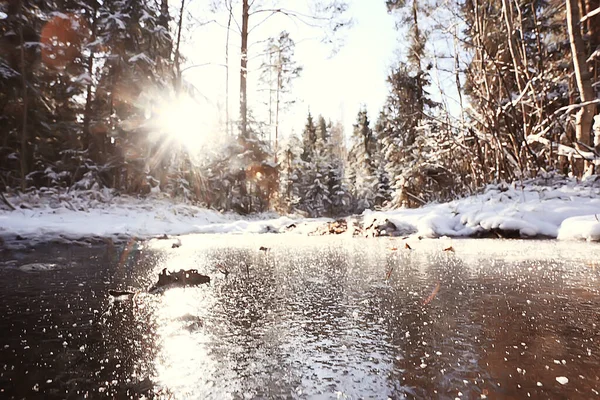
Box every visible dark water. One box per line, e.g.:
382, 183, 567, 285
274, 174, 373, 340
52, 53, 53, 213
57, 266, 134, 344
0, 236, 599, 399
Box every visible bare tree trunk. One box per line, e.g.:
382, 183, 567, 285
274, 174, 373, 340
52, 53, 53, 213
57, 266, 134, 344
82, 61, 94, 149
566, 0, 595, 155
411, 0, 421, 71
225, 0, 232, 136
502, 0, 528, 137
18, 0, 28, 191
240, 0, 249, 138
268, 50, 273, 143
174, 0, 185, 93
453, 25, 465, 126
83, 1, 99, 157
584, 0, 599, 128
411, 0, 424, 121
274, 49, 281, 164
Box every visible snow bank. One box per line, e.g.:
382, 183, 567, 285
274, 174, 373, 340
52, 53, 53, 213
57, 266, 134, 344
2, 177, 600, 244
0, 192, 231, 241
0, 189, 323, 244
365, 178, 600, 241
557, 216, 600, 241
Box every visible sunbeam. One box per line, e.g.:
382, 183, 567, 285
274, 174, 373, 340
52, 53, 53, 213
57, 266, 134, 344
154, 95, 216, 155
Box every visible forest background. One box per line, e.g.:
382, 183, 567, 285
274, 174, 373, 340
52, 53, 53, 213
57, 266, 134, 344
1, 0, 599, 217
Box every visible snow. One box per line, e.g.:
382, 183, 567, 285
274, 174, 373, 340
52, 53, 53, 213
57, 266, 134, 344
128, 53, 154, 65
72, 72, 92, 85
0, 63, 19, 79
555, 376, 569, 385
364, 179, 600, 241
557, 216, 600, 241
104, 11, 128, 30
50, 11, 69, 19
0, 189, 325, 244
1, 178, 600, 244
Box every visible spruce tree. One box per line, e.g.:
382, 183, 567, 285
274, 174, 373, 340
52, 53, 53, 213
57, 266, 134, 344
277, 134, 304, 213
301, 112, 318, 163
347, 108, 378, 212
373, 111, 392, 208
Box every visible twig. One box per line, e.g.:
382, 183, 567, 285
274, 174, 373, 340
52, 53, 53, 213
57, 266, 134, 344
581, 6, 600, 23
555, 99, 600, 115
0, 191, 16, 211
0, 175, 17, 211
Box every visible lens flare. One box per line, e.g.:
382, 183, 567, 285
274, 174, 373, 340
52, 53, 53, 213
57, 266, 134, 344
155, 97, 211, 154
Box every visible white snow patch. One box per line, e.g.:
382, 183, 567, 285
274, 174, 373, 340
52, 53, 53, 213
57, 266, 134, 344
555, 376, 569, 385
0, 189, 325, 243
368, 179, 600, 241
18, 263, 60, 272
1, 178, 600, 243
50, 11, 69, 19
557, 215, 600, 241
128, 53, 154, 65
72, 72, 92, 85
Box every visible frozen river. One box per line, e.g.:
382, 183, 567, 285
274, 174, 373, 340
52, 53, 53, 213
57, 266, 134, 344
0, 235, 599, 399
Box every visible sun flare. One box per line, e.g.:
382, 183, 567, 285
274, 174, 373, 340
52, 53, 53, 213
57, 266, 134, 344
155, 97, 212, 154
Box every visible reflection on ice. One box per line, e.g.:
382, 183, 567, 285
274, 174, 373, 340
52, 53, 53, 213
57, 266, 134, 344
0, 236, 599, 399
154, 287, 217, 397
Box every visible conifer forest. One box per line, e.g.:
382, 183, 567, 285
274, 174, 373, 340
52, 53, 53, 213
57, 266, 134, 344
1, 0, 599, 217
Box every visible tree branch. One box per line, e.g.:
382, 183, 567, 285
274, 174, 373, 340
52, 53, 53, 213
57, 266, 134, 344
581, 6, 600, 23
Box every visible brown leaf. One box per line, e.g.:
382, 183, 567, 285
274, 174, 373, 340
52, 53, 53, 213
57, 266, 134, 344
443, 246, 455, 252
404, 243, 412, 250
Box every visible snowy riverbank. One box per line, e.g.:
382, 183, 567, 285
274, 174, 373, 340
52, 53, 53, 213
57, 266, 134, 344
0, 188, 323, 245
1, 176, 600, 245
362, 178, 600, 241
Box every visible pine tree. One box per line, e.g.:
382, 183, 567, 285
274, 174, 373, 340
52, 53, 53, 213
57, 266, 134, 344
295, 112, 351, 216
373, 111, 392, 207
301, 112, 318, 163
297, 112, 318, 213
347, 108, 378, 212
304, 136, 331, 217
92, 0, 174, 192
324, 134, 350, 216
0, 1, 97, 190
316, 115, 329, 142
277, 134, 304, 213
379, 64, 432, 207
236, 0, 348, 138
382, 0, 439, 207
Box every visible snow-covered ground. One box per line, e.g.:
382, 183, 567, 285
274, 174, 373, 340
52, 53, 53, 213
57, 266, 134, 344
1, 177, 600, 244
363, 179, 600, 241
0, 188, 325, 244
